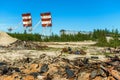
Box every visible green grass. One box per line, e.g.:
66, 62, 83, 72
103, 52, 113, 56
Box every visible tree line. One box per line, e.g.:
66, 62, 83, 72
8, 29, 120, 47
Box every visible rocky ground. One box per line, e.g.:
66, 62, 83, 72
0, 41, 119, 80
0, 31, 120, 80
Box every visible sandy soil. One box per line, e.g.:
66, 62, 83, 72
41, 41, 96, 48
0, 31, 17, 46
0, 31, 106, 63
0, 41, 108, 63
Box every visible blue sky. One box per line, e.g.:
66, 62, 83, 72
0, 0, 120, 34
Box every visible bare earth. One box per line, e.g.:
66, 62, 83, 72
0, 32, 120, 80
0, 41, 107, 62
0, 31, 108, 63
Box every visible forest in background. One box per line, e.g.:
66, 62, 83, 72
8, 29, 120, 47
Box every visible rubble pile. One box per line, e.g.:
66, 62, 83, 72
0, 54, 120, 80
2, 40, 48, 50
61, 47, 86, 55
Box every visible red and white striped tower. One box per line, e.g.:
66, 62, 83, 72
22, 13, 32, 33
40, 12, 52, 36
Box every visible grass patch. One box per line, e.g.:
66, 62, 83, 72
91, 52, 102, 55
103, 52, 113, 56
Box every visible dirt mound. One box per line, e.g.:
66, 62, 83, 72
7, 40, 48, 50
0, 31, 17, 46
